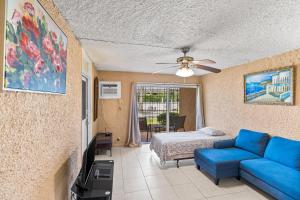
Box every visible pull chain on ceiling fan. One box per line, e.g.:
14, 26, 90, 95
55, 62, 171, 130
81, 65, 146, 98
153, 47, 221, 77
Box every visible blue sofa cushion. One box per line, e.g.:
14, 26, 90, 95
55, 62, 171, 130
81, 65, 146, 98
214, 138, 236, 149
235, 129, 270, 156
264, 137, 300, 170
240, 158, 300, 200
195, 147, 260, 169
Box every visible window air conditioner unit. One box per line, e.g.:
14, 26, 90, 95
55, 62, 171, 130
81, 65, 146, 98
99, 81, 121, 99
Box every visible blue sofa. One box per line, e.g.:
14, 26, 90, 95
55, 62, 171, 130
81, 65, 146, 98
194, 130, 300, 200
194, 129, 270, 185
240, 137, 300, 200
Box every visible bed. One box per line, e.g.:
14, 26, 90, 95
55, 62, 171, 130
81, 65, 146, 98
149, 130, 230, 167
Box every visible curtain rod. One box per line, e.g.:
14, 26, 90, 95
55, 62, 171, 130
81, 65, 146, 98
136, 82, 200, 86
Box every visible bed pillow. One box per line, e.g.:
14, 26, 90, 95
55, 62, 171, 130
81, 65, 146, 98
200, 127, 225, 136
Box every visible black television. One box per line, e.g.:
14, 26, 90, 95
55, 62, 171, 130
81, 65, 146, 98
77, 137, 96, 190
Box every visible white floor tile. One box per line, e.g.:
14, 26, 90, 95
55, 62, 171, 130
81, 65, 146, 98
124, 190, 152, 200
173, 183, 205, 200
98, 146, 273, 200
142, 166, 163, 177
113, 174, 123, 183
145, 175, 170, 189
113, 180, 124, 194
112, 191, 125, 200
122, 161, 141, 169
123, 178, 148, 193
163, 168, 191, 185
135, 145, 152, 154
150, 186, 180, 200
191, 174, 248, 197
137, 151, 152, 158
139, 154, 160, 169
207, 190, 270, 200
180, 165, 200, 177
113, 166, 123, 183
122, 166, 144, 180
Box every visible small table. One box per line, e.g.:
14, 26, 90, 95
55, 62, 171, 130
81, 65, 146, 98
95, 132, 112, 156
151, 124, 166, 133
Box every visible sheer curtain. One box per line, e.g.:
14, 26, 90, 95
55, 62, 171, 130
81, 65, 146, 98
196, 84, 205, 129
127, 83, 142, 147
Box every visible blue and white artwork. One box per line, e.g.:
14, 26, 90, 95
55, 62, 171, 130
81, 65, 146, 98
244, 67, 294, 105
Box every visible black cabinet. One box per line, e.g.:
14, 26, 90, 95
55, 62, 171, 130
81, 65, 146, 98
71, 160, 114, 200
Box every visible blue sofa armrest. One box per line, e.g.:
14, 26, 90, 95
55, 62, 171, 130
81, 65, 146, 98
214, 138, 236, 149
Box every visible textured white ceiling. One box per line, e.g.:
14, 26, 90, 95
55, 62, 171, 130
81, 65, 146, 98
54, 0, 300, 75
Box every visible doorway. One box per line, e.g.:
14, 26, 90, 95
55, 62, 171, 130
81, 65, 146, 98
81, 50, 93, 154
82, 75, 89, 153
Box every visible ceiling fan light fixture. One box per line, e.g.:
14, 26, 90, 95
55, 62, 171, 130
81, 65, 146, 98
176, 67, 194, 77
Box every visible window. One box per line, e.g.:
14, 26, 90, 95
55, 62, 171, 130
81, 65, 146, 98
136, 83, 197, 142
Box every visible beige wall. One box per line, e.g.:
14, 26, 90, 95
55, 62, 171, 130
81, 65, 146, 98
200, 49, 300, 140
0, 0, 83, 199
179, 88, 196, 131
0, 0, 4, 87
97, 71, 200, 146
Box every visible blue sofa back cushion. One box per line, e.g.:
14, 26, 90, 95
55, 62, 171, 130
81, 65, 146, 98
264, 136, 300, 170
235, 129, 270, 156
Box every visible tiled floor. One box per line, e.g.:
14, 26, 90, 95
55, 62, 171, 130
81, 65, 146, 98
95, 144, 274, 200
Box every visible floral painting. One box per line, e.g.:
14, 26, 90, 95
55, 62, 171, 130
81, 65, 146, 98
4, 0, 67, 94
244, 66, 294, 105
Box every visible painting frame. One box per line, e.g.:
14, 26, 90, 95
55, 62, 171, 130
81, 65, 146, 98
244, 66, 295, 106
2, 0, 68, 95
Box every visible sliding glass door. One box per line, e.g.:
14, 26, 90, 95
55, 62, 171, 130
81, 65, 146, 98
136, 83, 198, 142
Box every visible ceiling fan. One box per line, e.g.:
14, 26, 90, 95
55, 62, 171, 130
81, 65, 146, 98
153, 47, 221, 77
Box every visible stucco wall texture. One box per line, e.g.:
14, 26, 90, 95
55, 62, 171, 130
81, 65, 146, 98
0, 0, 83, 199
200, 49, 300, 140
96, 71, 200, 146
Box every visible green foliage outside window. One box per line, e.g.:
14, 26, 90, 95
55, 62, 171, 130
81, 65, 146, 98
157, 112, 179, 125
137, 91, 179, 103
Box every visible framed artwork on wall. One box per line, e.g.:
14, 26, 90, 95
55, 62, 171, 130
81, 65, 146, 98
3, 0, 68, 94
93, 77, 99, 121
244, 66, 294, 105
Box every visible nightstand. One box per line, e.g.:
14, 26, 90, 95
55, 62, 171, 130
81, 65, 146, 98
95, 132, 112, 156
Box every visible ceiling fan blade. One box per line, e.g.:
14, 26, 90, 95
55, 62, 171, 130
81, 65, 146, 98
191, 59, 216, 65
152, 65, 179, 74
192, 64, 221, 73
156, 62, 178, 65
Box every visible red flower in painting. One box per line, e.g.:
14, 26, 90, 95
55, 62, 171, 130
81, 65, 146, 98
42, 36, 54, 55
59, 42, 67, 60
11, 9, 22, 24
51, 51, 63, 73
20, 32, 41, 61
55, 64, 63, 73
20, 32, 29, 50
60, 48, 67, 61
34, 58, 45, 74
22, 15, 39, 39
51, 32, 57, 43
24, 2, 35, 16
27, 42, 40, 60
6, 45, 20, 68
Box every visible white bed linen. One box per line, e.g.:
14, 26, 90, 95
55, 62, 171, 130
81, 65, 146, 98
149, 130, 230, 163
